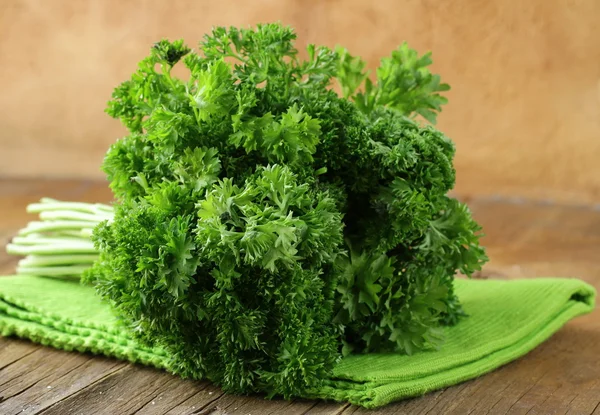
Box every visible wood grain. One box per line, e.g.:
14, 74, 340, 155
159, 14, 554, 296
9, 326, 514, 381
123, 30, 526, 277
0, 179, 599, 414
1, 0, 600, 203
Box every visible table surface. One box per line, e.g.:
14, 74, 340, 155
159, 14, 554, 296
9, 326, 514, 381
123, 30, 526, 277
0, 179, 599, 415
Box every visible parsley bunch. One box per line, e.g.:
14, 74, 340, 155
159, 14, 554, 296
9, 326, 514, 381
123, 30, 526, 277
81, 23, 487, 398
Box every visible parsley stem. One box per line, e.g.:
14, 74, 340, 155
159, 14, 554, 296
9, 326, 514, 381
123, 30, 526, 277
6, 199, 115, 279
12, 236, 93, 245
28, 199, 113, 215
16, 264, 91, 278
18, 221, 99, 236
18, 254, 99, 266
7, 243, 97, 255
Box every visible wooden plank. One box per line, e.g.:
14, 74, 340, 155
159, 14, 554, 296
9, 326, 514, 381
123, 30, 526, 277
0, 339, 40, 371
132, 380, 219, 415
161, 385, 226, 415
0, 347, 124, 415
0, 359, 124, 415
39, 365, 229, 415
312, 402, 352, 415
189, 395, 319, 415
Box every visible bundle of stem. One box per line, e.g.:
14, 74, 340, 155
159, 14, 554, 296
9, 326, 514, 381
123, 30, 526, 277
6, 198, 113, 279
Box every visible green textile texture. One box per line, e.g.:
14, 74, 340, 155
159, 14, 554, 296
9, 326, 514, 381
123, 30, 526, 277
0, 275, 595, 408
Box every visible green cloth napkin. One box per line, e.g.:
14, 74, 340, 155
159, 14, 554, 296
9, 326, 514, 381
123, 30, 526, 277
0, 275, 595, 408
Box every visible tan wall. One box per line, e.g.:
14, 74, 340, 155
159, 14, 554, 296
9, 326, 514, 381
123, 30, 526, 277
1, 0, 599, 203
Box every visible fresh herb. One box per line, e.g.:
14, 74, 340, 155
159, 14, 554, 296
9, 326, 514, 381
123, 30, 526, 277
9, 23, 487, 399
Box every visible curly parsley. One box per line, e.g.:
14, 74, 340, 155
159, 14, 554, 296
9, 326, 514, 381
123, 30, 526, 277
80, 23, 488, 398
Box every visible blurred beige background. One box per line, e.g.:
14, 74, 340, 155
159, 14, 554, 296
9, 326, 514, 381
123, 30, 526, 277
1, 0, 599, 203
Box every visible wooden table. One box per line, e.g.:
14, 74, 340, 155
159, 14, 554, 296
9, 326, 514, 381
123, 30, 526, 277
1, 179, 599, 415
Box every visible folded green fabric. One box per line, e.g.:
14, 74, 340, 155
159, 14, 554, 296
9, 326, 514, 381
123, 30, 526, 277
0, 275, 595, 408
